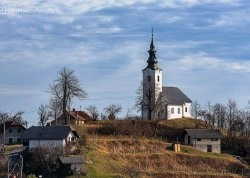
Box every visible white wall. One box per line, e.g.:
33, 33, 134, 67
183, 103, 192, 118
28, 132, 76, 148
29, 139, 65, 148
184, 135, 221, 153
167, 103, 192, 119
142, 68, 163, 120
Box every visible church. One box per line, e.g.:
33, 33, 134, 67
142, 32, 192, 120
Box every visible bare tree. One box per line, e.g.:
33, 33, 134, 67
226, 99, 240, 137
245, 100, 250, 137
85, 105, 99, 121
134, 81, 163, 120
191, 101, 202, 128
0, 111, 27, 127
23, 146, 65, 176
49, 97, 62, 125
37, 104, 50, 126
213, 103, 226, 129
49, 67, 87, 124
104, 104, 122, 120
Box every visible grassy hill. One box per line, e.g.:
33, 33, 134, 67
75, 118, 250, 178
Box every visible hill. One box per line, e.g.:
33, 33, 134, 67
75, 118, 250, 177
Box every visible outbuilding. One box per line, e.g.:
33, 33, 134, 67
184, 129, 223, 153
21, 125, 79, 148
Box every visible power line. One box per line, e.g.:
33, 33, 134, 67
84, 96, 136, 101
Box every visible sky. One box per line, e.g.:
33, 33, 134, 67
0, 0, 250, 126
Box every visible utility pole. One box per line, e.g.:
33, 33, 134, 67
3, 121, 5, 145
20, 155, 23, 178
7, 156, 9, 178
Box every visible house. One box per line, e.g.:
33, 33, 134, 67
184, 129, 223, 153
57, 156, 84, 176
0, 121, 26, 145
50, 109, 92, 126
21, 125, 79, 148
142, 31, 192, 120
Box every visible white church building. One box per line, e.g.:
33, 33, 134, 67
142, 32, 192, 120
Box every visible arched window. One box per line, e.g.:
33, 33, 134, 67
157, 75, 160, 82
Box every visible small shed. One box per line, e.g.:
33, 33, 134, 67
184, 129, 223, 153
57, 156, 84, 176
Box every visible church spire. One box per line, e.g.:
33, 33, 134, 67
146, 28, 158, 70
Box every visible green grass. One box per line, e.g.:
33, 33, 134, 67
159, 117, 208, 129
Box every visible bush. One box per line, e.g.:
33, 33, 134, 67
27, 174, 37, 178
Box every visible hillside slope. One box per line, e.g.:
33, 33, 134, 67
84, 137, 248, 178
75, 118, 250, 177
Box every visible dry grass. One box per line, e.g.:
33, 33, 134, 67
84, 137, 248, 178
74, 119, 250, 177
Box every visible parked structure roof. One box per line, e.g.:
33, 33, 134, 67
21, 125, 79, 140
184, 129, 223, 139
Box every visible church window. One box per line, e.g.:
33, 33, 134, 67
171, 108, 174, 114
157, 75, 160, 82
185, 107, 188, 112
147, 76, 151, 82
178, 108, 181, 114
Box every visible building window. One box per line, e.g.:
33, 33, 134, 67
9, 129, 12, 133
157, 75, 160, 82
147, 76, 151, 82
17, 128, 21, 133
171, 108, 174, 114
197, 138, 201, 141
211, 138, 218, 141
178, 108, 181, 114
9, 138, 13, 143
185, 107, 188, 112
17, 138, 21, 143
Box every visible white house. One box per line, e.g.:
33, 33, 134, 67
184, 129, 223, 153
21, 125, 79, 148
142, 31, 192, 120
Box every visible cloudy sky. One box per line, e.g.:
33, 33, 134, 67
0, 0, 250, 125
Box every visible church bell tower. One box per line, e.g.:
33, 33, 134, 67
142, 30, 163, 120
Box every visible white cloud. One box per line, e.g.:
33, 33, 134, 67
170, 52, 250, 73
161, 0, 239, 8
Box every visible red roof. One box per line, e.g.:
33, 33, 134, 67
0, 120, 26, 133
69, 110, 92, 121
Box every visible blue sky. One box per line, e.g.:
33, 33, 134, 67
0, 0, 250, 126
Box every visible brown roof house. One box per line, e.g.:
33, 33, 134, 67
184, 129, 223, 153
0, 121, 26, 145
51, 109, 92, 126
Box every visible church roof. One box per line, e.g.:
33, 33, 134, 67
162, 87, 192, 105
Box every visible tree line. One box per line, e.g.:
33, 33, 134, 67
192, 100, 250, 138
